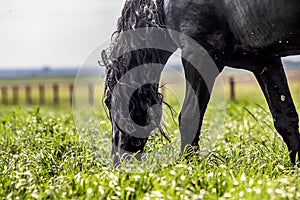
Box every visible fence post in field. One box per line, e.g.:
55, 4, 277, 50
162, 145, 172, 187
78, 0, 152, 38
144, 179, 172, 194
69, 84, 74, 106
25, 85, 32, 104
12, 86, 19, 105
39, 84, 45, 105
230, 77, 235, 101
53, 83, 59, 105
1, 86, 8, 105
88, 84, 94, 106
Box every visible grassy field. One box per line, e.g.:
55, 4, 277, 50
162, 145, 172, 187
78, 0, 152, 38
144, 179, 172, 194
1, 73, 300, 199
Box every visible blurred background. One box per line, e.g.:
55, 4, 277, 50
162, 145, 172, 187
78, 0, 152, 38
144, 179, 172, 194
0, 0, 124, 69
0, 0, 125, 109
0, 0, 299, 109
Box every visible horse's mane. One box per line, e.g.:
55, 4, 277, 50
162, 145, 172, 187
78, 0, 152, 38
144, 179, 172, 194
102, 0, 173, 141
117, 0, 165, 33
101, 0, 166, 71
102, 0, 167, 108
104, 0, 166, 62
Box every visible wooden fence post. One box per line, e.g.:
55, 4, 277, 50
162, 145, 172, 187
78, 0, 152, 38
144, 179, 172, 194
88, 84, 94, 106
1, 86, 8, 105
12, 86, 19, 105
39, 84, 45, 105
69, 84, 74, 106
25, 85, 32, 104
53, 83, 59, 105
230, 77, 235, 101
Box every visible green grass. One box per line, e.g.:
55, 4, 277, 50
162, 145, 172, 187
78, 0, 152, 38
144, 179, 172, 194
1, 74, 300, 199
1, 98, 300, 199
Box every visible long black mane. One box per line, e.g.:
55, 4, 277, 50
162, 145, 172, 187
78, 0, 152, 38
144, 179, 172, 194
102, 0, 173, 158
102, 0, 167, 110
117, 0, 165, 33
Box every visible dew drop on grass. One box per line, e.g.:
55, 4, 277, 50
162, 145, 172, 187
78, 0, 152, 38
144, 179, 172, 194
240, 173, 246, 182
249, 178, 254, 186
87, 188, 93, 195
239, 191, 244, 197
267, 188, 273, 194
223, 193, 231, 198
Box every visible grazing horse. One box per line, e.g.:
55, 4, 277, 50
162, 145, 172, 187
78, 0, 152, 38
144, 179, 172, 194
102, 0, 300, 165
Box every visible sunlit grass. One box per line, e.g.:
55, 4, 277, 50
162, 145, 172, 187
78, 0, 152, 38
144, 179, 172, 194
1, 73, 300, 199
1, 95, 300, 199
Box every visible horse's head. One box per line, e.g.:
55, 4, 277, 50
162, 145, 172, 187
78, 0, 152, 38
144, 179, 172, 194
101, 40, 165, 166
101, 0, 175, 166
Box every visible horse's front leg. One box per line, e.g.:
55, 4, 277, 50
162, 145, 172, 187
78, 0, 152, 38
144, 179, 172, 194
179, 44, 220, 153
253, 58, 300, 164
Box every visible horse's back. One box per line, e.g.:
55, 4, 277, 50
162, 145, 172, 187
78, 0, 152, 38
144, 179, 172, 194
223, 0, 300, 51
164, 0, 300, 56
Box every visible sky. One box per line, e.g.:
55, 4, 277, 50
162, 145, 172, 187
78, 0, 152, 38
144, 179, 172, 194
0, 0, 124, 69
0, 0, 299, 69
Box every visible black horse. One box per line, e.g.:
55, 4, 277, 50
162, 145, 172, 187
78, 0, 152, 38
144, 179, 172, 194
102, 0, 300, 165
